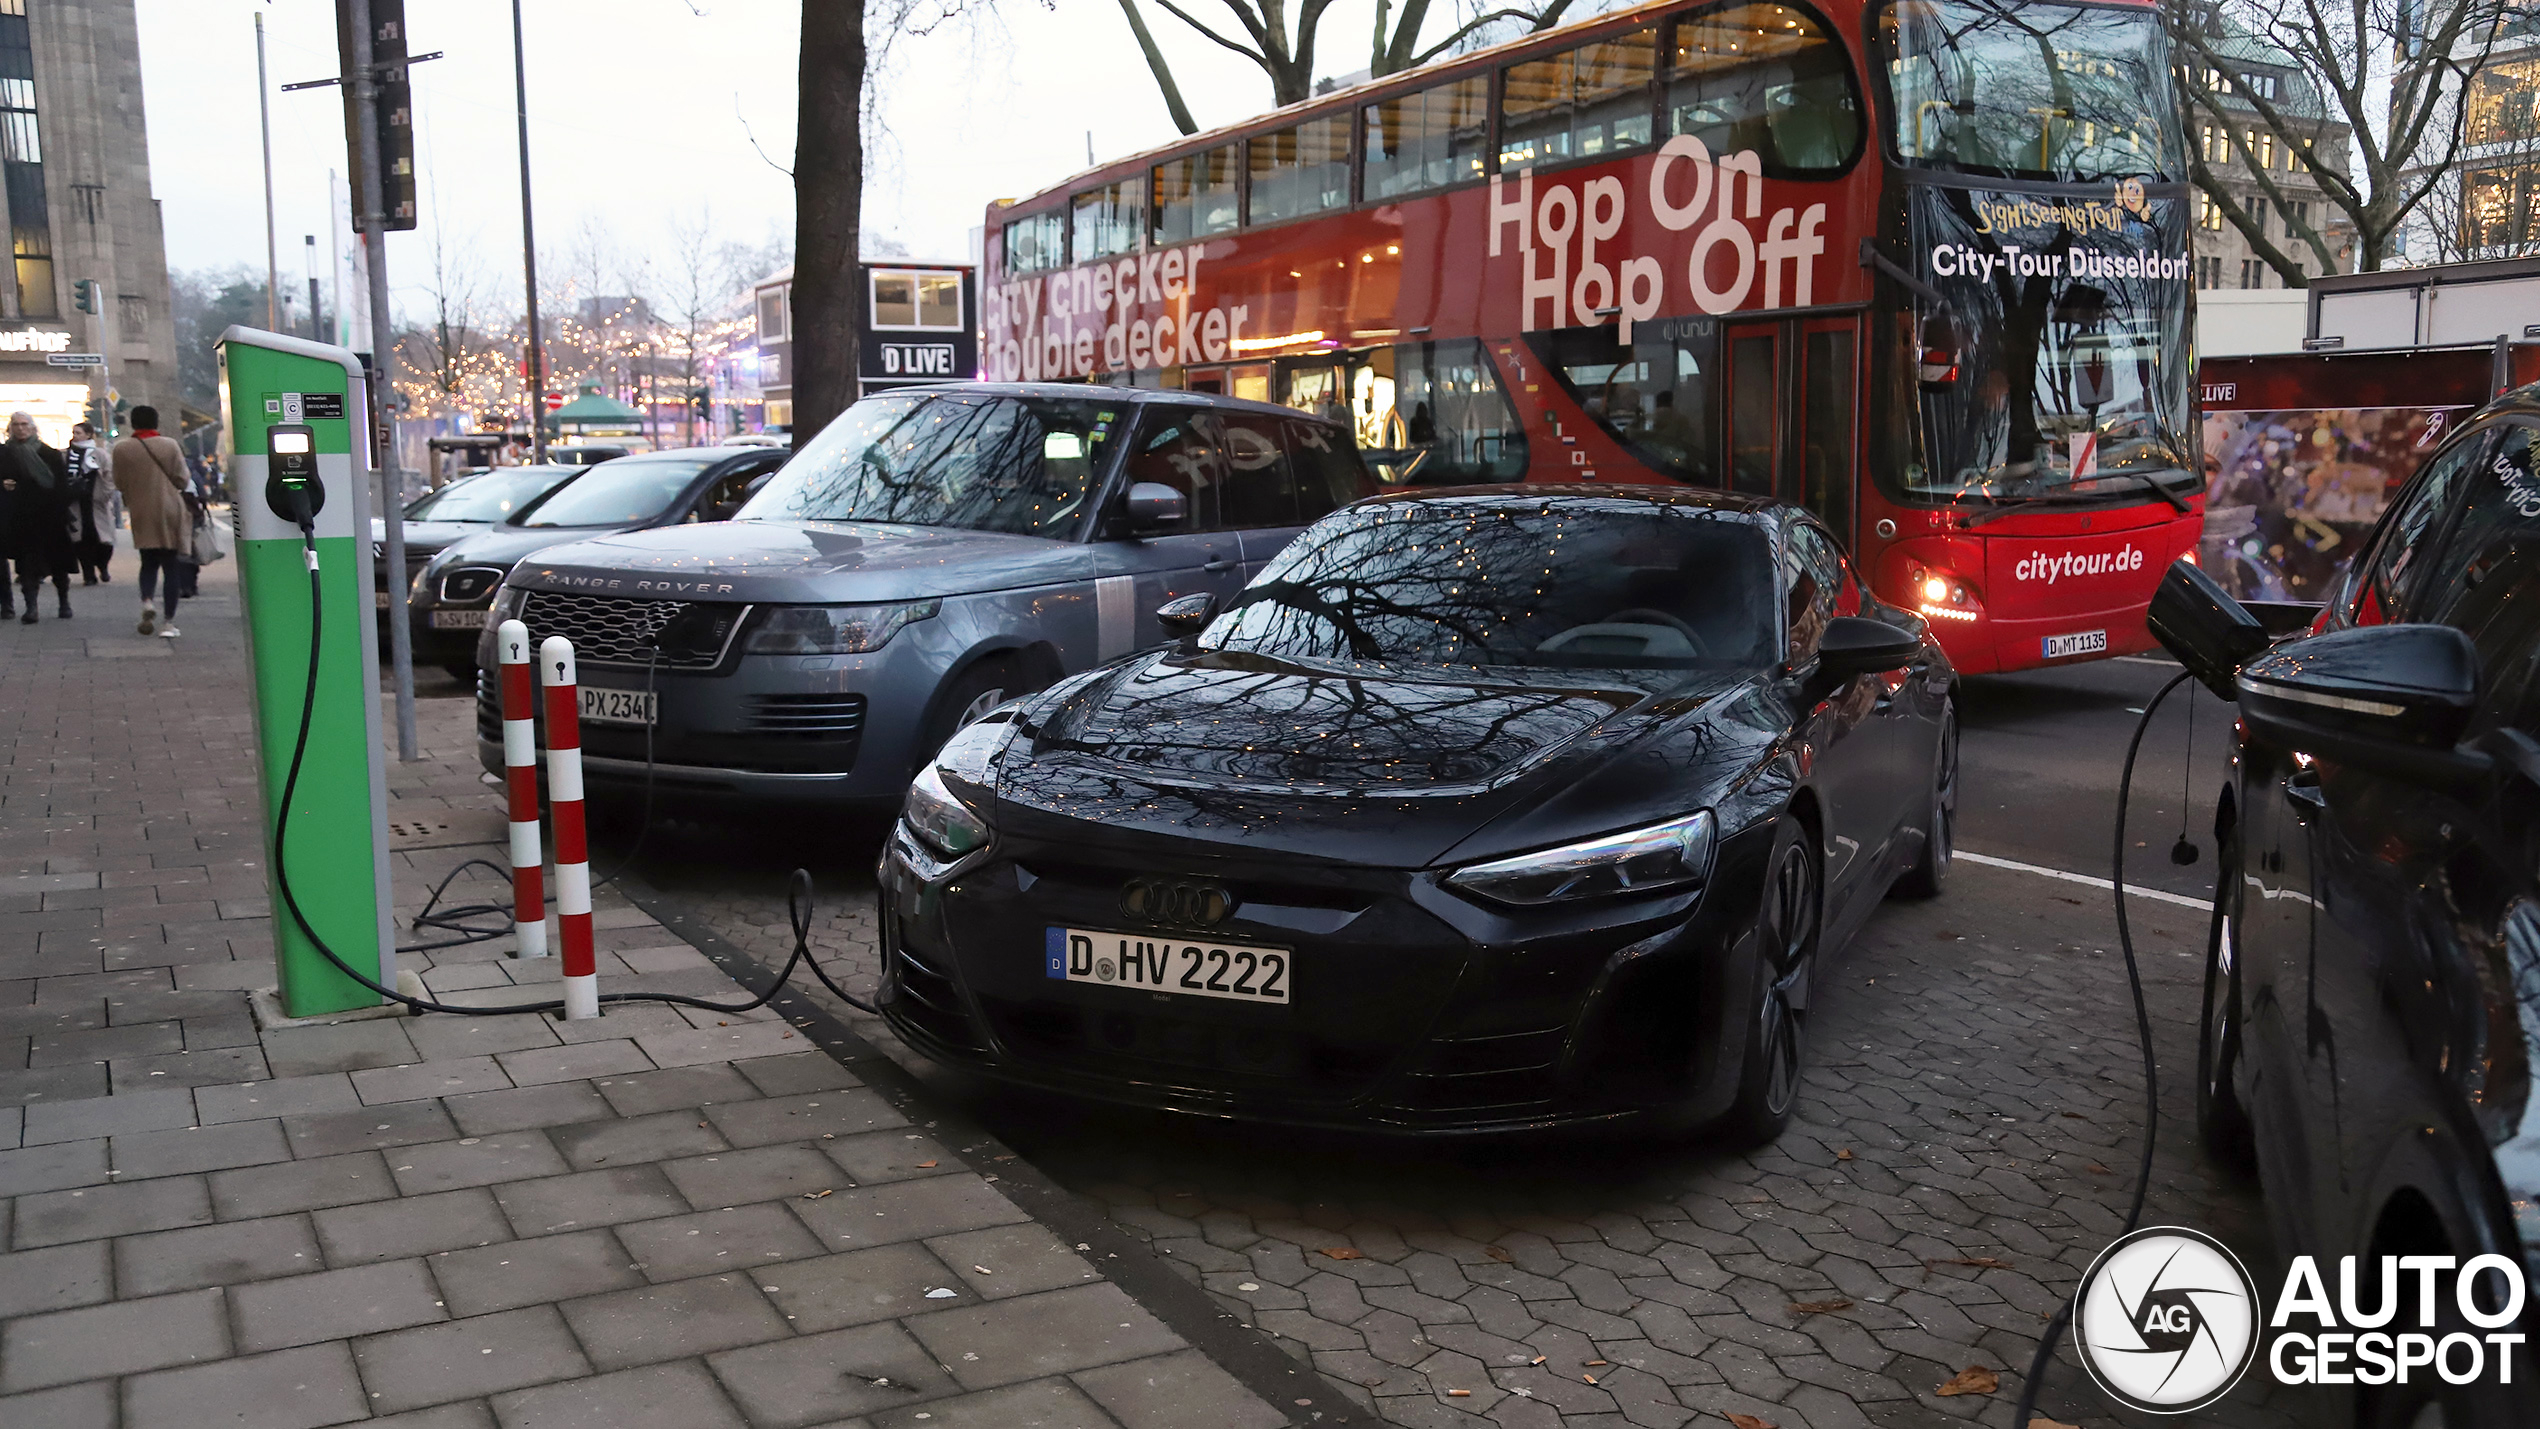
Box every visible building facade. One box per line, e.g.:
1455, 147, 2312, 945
1, 0, 176, 442
2437, 16, 2540, 262
2186, 38, 2356, 290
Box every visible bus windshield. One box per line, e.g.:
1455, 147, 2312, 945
1881, 0, 2175, 182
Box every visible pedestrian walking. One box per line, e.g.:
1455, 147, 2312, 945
0, 410, 74, 623
112, 406, 193, 639
65, 420, 116, 584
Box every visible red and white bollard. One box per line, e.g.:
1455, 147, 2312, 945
496, 620, 547, 960
539, 636, 599, 1020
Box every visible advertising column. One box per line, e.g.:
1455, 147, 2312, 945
217, 327, 396, 1016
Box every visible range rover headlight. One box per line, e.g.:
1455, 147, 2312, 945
902, 763, 990, 860
745, 599, 940, 655
1446, 809, 1716, 906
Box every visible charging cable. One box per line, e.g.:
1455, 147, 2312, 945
2010, 668, 2191, 1424
270, 501, 880, 1020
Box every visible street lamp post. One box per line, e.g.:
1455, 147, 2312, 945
350, 0, 419, 761
513, 0, 549, 465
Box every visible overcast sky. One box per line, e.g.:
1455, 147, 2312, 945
133, 0, 1396, 321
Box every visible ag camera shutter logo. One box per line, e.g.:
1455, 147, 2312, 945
2073, 1226, 2260, 1413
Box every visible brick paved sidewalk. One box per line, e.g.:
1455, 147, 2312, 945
0, 545, 1302, 1428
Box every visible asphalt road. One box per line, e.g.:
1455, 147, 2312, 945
456, 649, 2333, 1429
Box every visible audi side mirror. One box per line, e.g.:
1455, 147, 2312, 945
1122, 482, 1186, 533
2236, 623, 2497, 786
1157, 592, 1215, 639
1813, 616, 1923, 677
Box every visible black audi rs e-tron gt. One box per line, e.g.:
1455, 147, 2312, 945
877, 486, 1957, 1138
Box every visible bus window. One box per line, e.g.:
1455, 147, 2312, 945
1250, 114, 1351, 225
1364, 74, 1490, 199
1728, 332, 1778, 495
1540, 326, 1720, 486
1666, 2, 1860, 177
1500, 27, 1657, 171
1880, 0, 2175, 181
1363, 338, 1529, 484
1154, 146, 1239, 244
1799, 323, 1856, 539
1282, 366, 1348, 425
1001, 210, 1065, 274
1231, 366, 1272, 403
1072, 177, 1144, 260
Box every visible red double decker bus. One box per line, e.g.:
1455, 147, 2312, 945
979, 0, 2201, 672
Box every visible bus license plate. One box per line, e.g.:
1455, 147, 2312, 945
579, 687, 655, 727
429, 609, 491, 629
2043, 629, 2108, 660
1046, 927, 1289, 1005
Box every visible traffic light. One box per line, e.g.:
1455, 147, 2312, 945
72, 279, 98, 314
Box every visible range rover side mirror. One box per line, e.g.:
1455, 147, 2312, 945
1122, 482, 1186, 533
1157, 592, 1215, 639
2236, 623, 2493, 785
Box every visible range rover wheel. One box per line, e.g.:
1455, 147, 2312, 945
920, 657, 1020, 760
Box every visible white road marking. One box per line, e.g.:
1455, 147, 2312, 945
1956, 850, 2213, 910
2112, 655, 2179, 667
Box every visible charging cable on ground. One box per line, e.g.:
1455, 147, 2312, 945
2010, 668, 2192, 1425
273, 500, 880, 1020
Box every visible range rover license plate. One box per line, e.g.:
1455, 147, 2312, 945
1046, 927, 1289, 1005
2043, 629, 2108, 660
579, 687, 655, 727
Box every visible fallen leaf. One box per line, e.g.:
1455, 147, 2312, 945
915, 1160, 938, 1168
1321, 1247, 1364, 1261
1484, 1245, 1514, 1263
1788, 1299, 1854, 1316
1936, 1365, 1999, 1397
1835, 1148, 1854, 1162
2086, 1163, 2112, 1175
1727, 1414, 1778, 1429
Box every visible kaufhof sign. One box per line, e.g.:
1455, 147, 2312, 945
2071, 1228, 2528, 1414
0, 328, 74, 354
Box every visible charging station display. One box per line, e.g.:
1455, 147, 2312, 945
219, 329, 395, 1017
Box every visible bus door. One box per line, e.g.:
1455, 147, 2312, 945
1724, 323, 1781, 499
1726, 316, 1863, 547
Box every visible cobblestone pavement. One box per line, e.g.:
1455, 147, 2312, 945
0, 547, 1297, 1429
598, 675, 2324, 1429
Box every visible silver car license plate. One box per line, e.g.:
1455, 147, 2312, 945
429, 609, 491, 630
2042, 629, 2107, 659
579, 687, 656, 727
1046, 927, 1290, 1005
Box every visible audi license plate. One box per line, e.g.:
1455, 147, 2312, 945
579, 687, 655, 727
430, 609, 491, 630
1047, 927, 1290, 1005
2042, 629, 2108, 660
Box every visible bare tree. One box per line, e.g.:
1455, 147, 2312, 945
2170, 0, 2510, 281
1119, 0, 1580, 132
651, 209, 724, 448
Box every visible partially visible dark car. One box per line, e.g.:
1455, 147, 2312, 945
371, 465, 581, 625
2199, 393, 2540, 1428
410, 446, 786, 675
549, 445, 630, 467
877, 487, 1957, 1138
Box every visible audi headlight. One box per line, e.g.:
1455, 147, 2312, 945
1446, 810, 1716, 906
745, 600, 939, 655
903, 763, 990, 859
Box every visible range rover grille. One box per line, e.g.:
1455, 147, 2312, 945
513, 590, 747, 670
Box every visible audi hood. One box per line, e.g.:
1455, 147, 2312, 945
975, 648, 1784, 870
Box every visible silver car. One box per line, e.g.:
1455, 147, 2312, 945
475, 384, 1376, 806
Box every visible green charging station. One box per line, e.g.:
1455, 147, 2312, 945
219, 328, 395, 1017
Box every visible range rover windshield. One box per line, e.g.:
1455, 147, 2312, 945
1880, 0, 2175, 182
740, 392, 1119, 539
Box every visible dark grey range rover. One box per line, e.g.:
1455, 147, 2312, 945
477, 384, 1375, 805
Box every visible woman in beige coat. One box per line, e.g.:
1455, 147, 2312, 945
111, 405, 193, 637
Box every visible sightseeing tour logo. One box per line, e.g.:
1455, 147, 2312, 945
2072, 1226, 2531, 1412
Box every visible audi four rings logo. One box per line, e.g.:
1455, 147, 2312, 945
2074, 1227, 2261, 1413
1119, 877, 1234, 928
